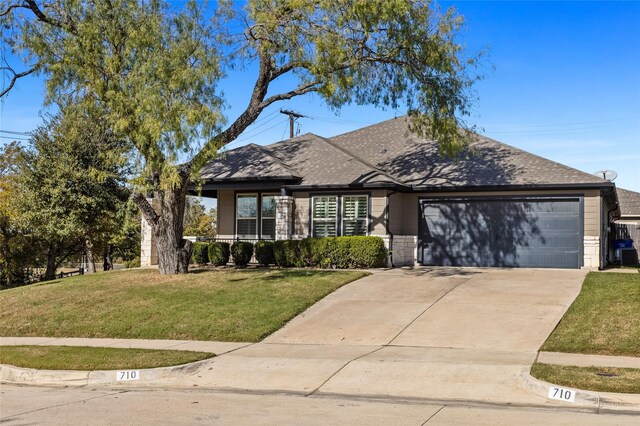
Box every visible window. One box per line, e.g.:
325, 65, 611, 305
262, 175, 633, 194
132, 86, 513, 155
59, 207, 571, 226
236, 194, 257, 238
312, 196, 338, 237
261, 194, 277, 239
342, 195, 368, 236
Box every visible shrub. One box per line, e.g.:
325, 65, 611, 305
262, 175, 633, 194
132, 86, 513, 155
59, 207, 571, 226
284, 240, 304, 267
191, 242, 209, 264
231, 241, 253, 267
254, 240, 275, 266
123, 257, 141, 269
298, 238, 314, 267
273, 240, 288, 267
348, 236, 387, 268
332, 237, 352, 268
208, 242, 230, 266
309, 237, 335, 268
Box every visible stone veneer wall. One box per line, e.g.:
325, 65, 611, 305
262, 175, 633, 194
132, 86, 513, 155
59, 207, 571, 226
275, 196, 294, 240
583, 236, 600, 269
391, 235, 417, 267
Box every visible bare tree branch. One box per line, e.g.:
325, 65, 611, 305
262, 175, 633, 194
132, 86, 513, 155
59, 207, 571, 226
191, 48, 273, 168
24, 0, 77, 33
258, 81, 321, 109
0, 65, 36, 98
0, 1, 29, 17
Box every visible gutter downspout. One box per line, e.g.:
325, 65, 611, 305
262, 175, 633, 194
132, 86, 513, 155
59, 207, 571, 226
386, 190, 398, 267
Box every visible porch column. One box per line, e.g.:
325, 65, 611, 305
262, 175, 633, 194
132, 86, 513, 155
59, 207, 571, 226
275, 195, 294, 240
140, 197, 160, 267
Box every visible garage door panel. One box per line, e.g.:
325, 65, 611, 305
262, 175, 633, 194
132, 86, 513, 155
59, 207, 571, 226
419, 198, 582, 269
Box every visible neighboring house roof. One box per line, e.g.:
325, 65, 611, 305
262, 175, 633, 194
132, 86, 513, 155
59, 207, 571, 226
199, 116, 612, 191
617, 188, 640, 219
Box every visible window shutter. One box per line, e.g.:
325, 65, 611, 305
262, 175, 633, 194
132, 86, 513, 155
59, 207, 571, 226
343, 196, 368, 236
312, 196, 338, 237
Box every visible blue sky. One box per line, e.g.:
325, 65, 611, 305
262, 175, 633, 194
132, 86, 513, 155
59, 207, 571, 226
1, 1, 639, 210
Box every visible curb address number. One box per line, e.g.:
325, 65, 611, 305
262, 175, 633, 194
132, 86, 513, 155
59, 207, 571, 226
548, 386, 575, 402
116, 370, 140, 381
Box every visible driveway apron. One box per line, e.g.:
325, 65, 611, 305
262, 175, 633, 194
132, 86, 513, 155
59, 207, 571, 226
187, 267, 586, 405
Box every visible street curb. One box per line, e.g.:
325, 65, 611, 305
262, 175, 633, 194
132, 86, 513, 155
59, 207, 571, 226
519, 369, 640, 413
0, 358, 214, 387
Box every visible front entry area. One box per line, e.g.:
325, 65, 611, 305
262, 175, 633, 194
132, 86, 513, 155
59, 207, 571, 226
418, 197, 583, 268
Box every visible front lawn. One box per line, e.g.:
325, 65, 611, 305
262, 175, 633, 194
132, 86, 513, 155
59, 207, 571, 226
0, 345, 214, 370
541, 272, 640, 357
0, 268, 366, 342
531, 363, 640, 394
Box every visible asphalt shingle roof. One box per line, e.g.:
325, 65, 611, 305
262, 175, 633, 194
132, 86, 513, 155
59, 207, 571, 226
617, 188, 640, 218
200, 116, 611, 189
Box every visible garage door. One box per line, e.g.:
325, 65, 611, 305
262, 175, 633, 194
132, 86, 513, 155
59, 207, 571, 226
418, 197, 582, 268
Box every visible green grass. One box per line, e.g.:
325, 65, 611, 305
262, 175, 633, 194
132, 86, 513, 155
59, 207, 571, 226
0, 345, 213, 370
541, 272, 640, 357
0, 268, 366, 342
531, 362, 640, 394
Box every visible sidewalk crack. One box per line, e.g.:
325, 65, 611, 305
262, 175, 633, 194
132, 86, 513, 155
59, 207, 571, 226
305, 346, 384, 397
421, 405, 445, 424
387, 275, 476, 346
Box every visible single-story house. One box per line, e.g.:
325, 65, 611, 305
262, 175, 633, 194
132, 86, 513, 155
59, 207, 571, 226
142, 117, 622, 269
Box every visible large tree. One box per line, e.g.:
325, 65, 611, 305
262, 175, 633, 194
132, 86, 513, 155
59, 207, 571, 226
1, 0, 482, 274
14, 109, 130, 279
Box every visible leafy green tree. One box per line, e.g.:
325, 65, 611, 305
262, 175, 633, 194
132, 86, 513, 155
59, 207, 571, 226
14, 109, 130, 279
184, 198, 216, 238
2, 0, 483, 274
0, 142, 43, 287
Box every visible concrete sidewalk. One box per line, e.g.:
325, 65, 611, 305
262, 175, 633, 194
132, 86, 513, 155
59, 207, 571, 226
0, 336, 250, 355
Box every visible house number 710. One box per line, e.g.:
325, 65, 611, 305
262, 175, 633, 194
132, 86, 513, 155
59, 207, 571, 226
548, 386, 575, 402
116, 370, 140, 381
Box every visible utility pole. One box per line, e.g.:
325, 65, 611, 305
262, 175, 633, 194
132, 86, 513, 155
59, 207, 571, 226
280, 109, 307, 138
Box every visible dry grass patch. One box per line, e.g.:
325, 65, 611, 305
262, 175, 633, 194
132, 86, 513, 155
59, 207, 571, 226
541, 272, 640, 357
0, 268, 367, 342
531, 362, 640, 394
0, 345, 213, 370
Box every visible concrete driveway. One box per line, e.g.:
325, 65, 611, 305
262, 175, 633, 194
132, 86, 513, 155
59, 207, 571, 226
184, 267, 587, 406
265, 267, 585, 351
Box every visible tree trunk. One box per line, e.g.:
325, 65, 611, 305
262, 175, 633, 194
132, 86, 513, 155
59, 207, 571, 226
85, 237, 96, 273
154, 169, 193, 274
103, 243, 114, 271
44, 245, 57, 281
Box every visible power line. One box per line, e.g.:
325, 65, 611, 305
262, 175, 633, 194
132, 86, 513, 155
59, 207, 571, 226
1, 135, 30, 141
0, 129, 31, 136
231, 118, 289, 146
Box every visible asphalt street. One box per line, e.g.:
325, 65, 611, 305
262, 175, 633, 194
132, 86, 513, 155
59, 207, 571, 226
1, 384, 637, 425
